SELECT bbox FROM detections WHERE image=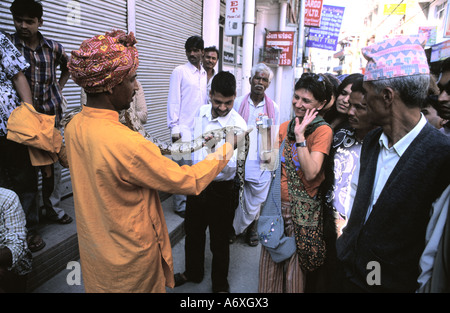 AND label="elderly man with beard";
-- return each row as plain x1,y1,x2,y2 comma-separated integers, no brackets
232,63,280,246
